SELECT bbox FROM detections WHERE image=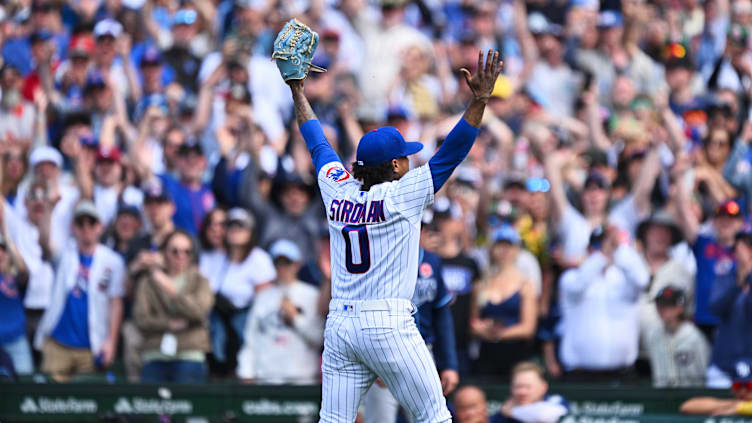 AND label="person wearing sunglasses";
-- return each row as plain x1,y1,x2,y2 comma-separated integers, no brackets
681,358,752,415
33,201,125,382
133,229,213,383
